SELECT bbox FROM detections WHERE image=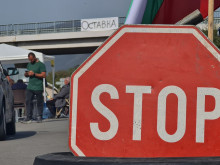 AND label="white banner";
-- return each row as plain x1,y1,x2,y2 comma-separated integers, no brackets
81,17,118,31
